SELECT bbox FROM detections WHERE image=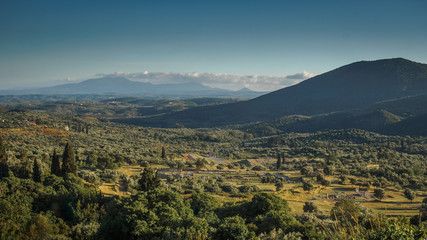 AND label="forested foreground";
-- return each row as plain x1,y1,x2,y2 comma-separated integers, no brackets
1,164,426,240
0,109,427,239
